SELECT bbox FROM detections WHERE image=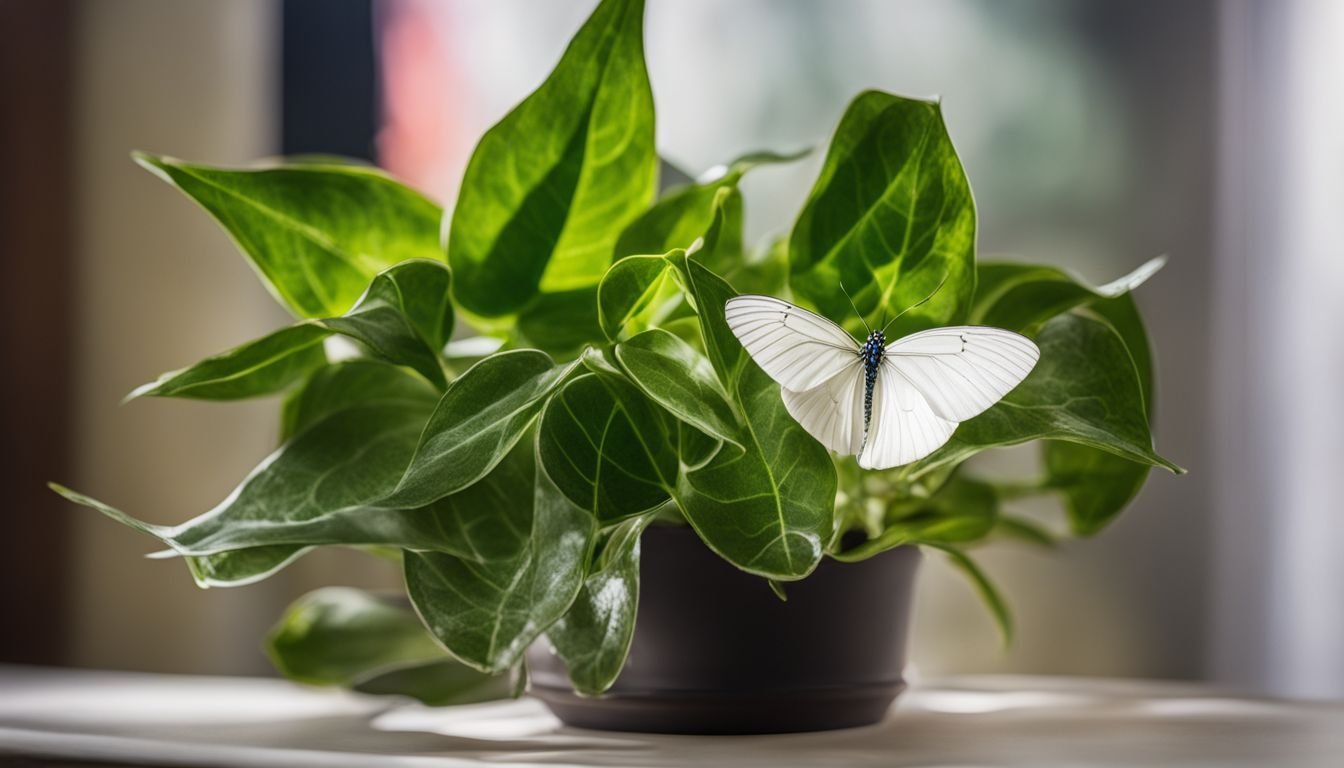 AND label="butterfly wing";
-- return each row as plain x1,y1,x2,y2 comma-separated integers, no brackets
858,360,957,469
884,326,1040,422
724,295,859,393
780,360,867,455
